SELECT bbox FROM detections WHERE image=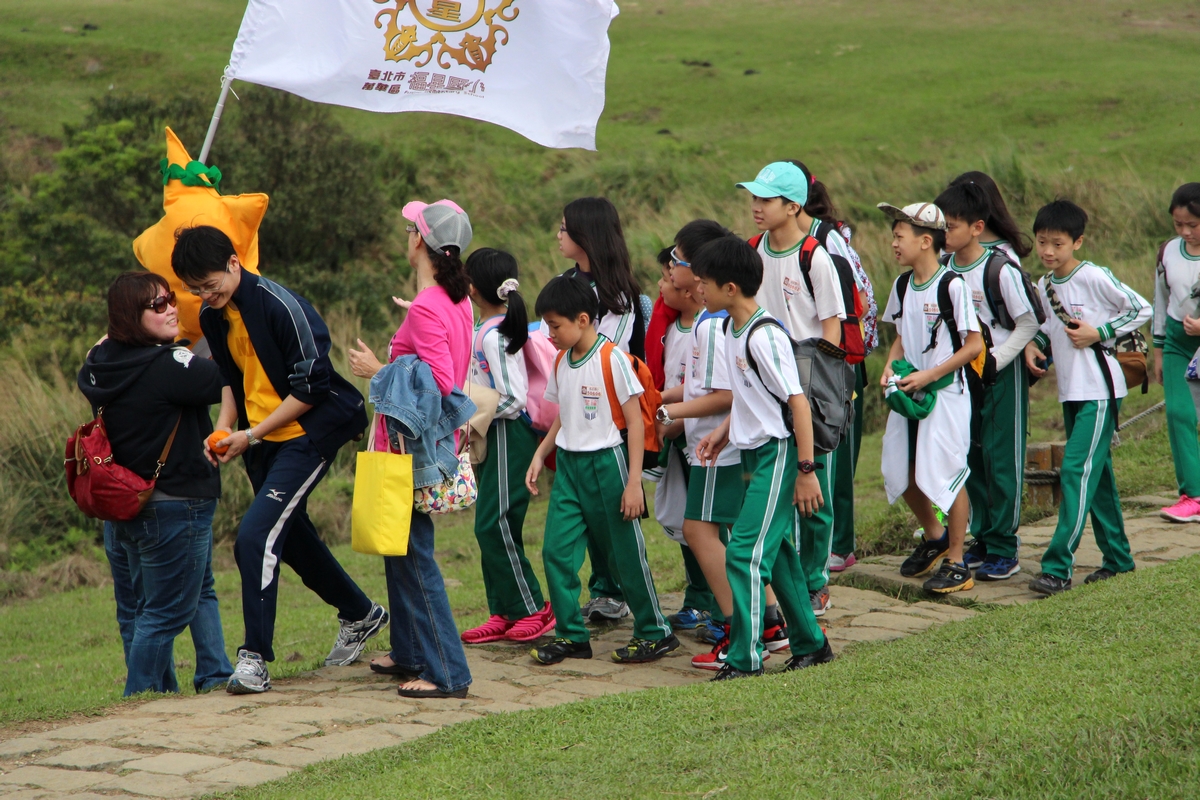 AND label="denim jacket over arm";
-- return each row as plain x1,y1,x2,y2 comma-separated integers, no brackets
370,355,476,488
